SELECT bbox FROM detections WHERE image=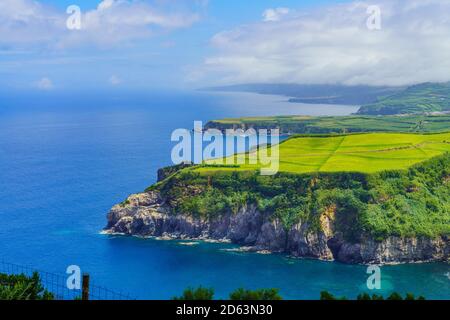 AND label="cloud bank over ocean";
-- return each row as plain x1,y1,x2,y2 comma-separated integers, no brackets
2,0,450,89
201,0,450,86
0,0,202,49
